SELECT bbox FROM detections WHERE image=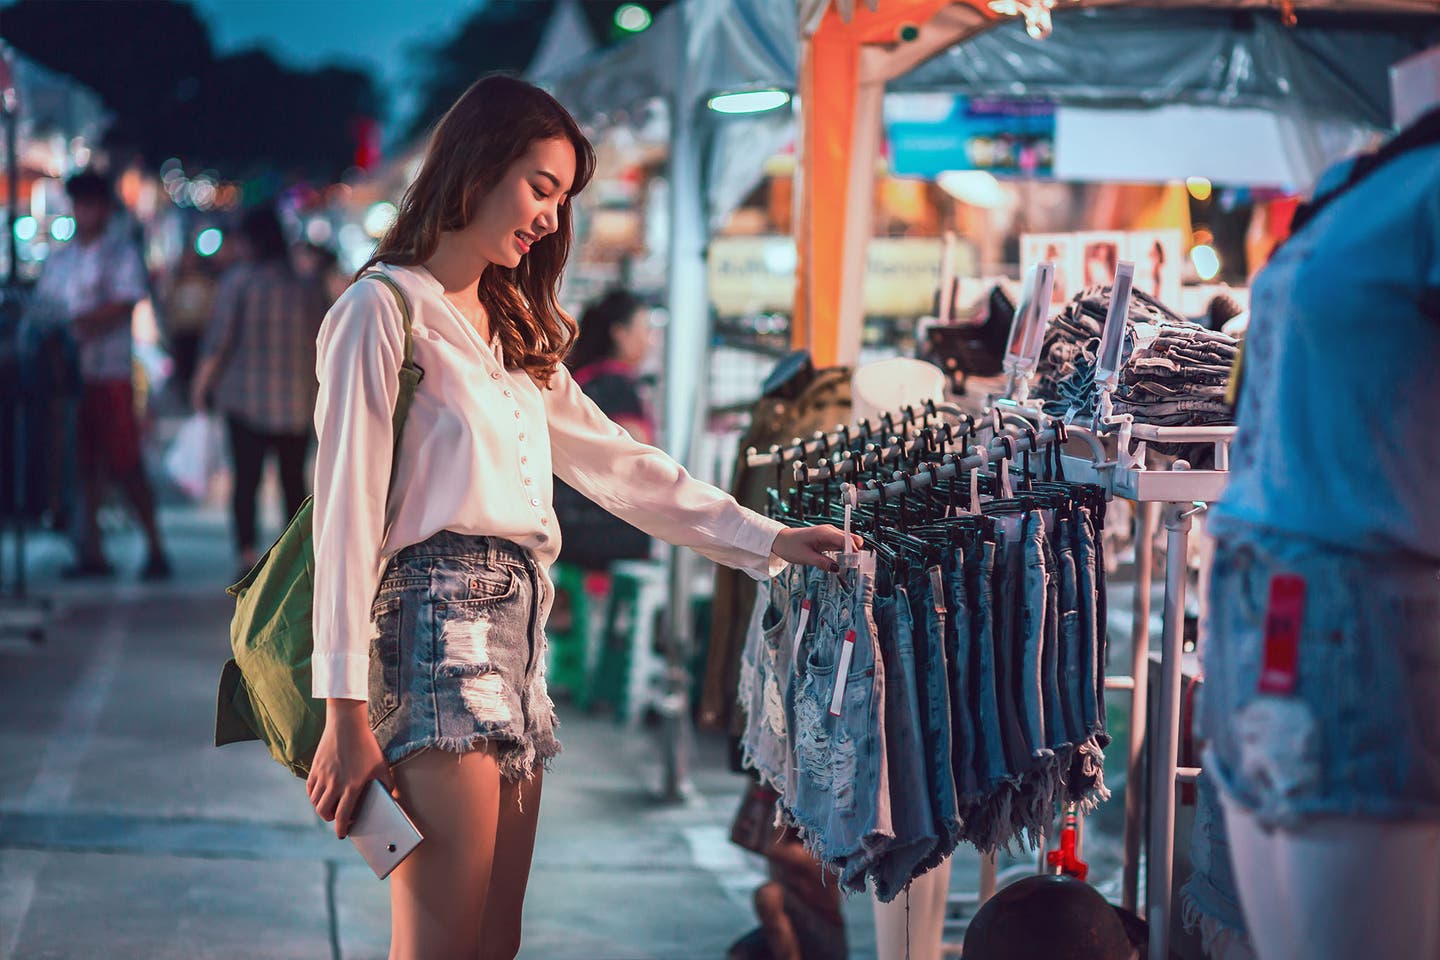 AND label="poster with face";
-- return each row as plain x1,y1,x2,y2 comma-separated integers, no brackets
1019,233,1080,308
1074,232,1128,292
1124,229,1184,312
